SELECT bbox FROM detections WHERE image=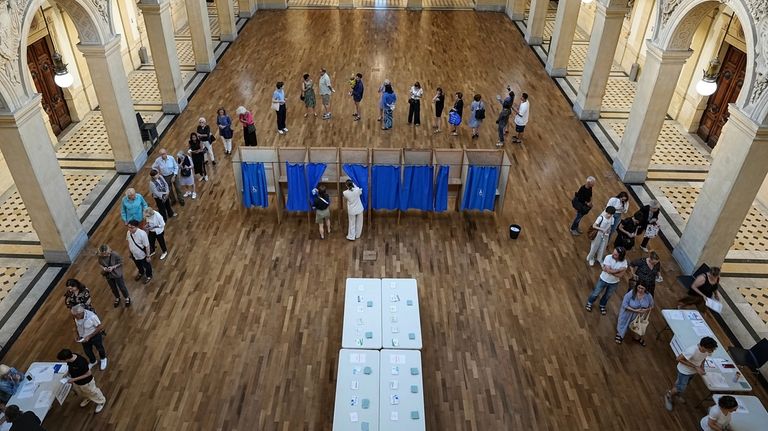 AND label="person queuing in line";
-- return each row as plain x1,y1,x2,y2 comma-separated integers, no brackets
432,87,445,133
126,220,152,284
511,92,529,144
272,81,288,134
614,213,640,251
236,106,258,147
570,176,595,235
152,149,185,207
615,283,654,346
144,207,168,260
64,278,94,311
120,188,148,226
301,73,317,118
2,405,45,431
585,246,627,315
318,67,335,120
449,92,464,136
634,200,661,252
343,180,364,241
678,266,721,311
495,99,512,147
0,365,23,406
496,86,515,137
97,244,131,308
56,348,107,414
196,117,215,166
700,395,738,431
606,191,629,239
149,169,175,222
177,150,197,199
188,132,208,182
664,336,718,411
71,304,107,371
216,108,234,156
312,185,331,239
377,79,391,122
586,206,616,267
468,94,485,139
381,83,397,130
628,250,662,296
350,73,364,121
407,81,423,126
